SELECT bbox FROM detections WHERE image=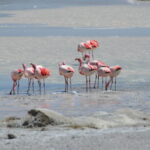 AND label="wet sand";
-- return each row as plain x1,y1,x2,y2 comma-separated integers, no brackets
0,0,150,149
